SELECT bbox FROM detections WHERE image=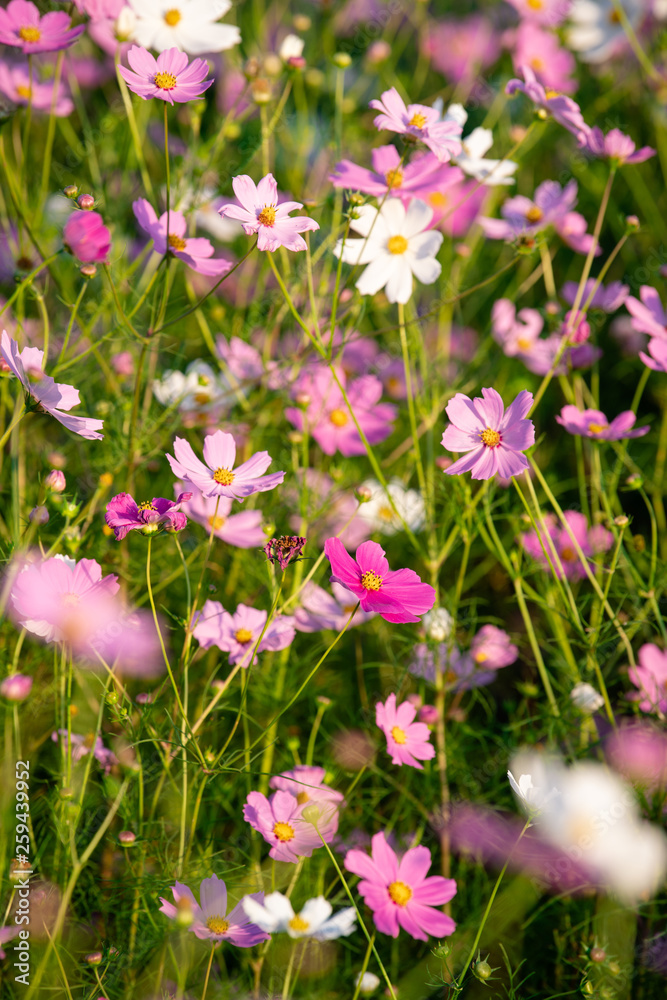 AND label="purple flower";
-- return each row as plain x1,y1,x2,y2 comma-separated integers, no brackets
0,61,73,115
581,126,655,165
243,789,337,863
505,65,589,143
52,730,118,774
480,180,599,255
218,173,319,252
0,0,84,53
159,874,269,946
639,337,667,373
133,199,232,277
264,535,306,570
118,45,213,104
192,601,296,667
492,298,544,356
294,581,375,632
166,430,284,500
1,330,104,440
556,405,649,441
174,482,265,547
626,286,667,340
561,279,628,313
441,387,535,480
105,491,192,540
369,87,462,163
